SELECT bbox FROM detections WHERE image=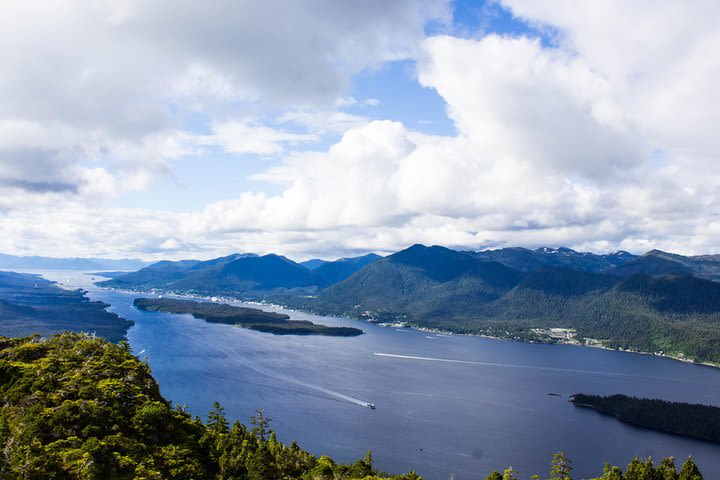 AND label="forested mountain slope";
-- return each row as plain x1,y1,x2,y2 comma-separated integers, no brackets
0,271,132,342
0,333,418,480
